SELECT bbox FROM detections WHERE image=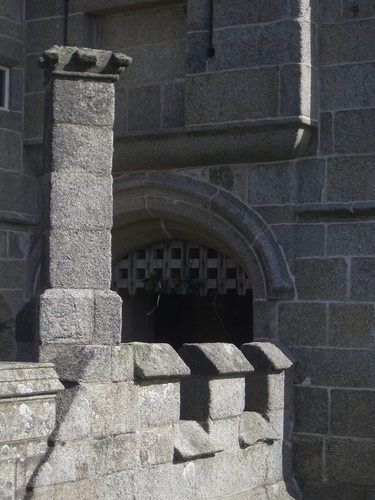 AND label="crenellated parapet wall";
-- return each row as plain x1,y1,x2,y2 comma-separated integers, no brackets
12,341,296,499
